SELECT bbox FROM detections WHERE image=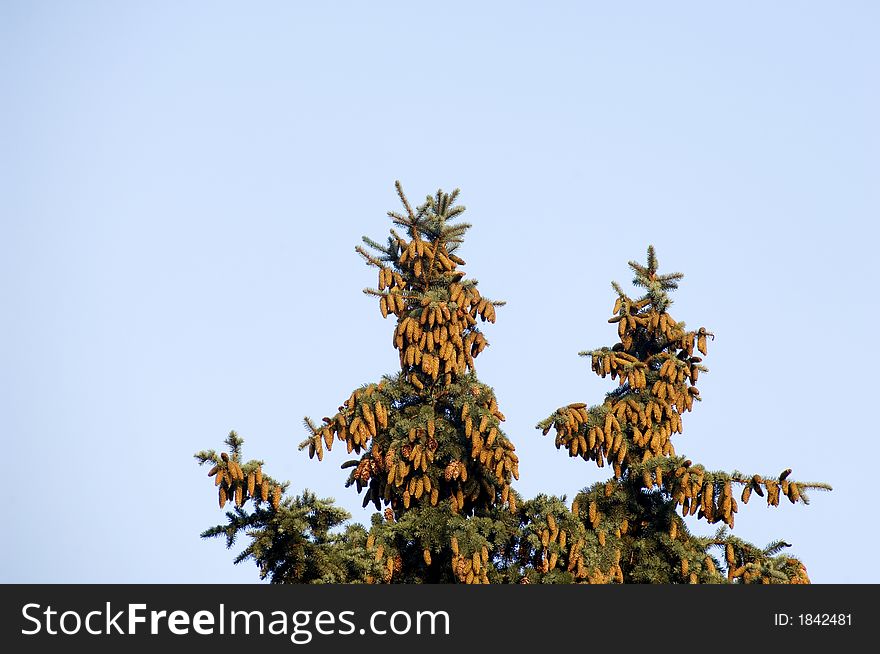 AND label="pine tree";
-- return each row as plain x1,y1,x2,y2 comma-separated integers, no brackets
196,183,523,583
536,246,831,583
295,181,524,583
